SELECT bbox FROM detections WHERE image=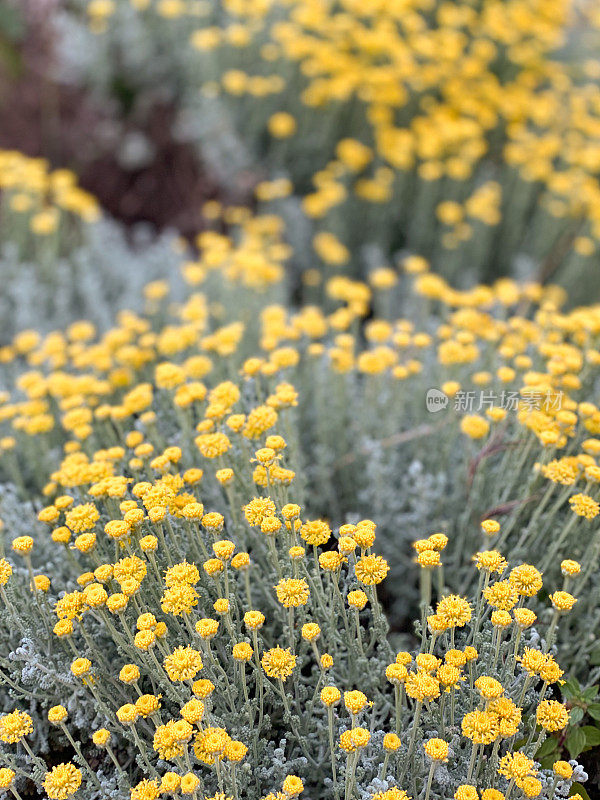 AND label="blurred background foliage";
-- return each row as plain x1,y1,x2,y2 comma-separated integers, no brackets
2,0,600,312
